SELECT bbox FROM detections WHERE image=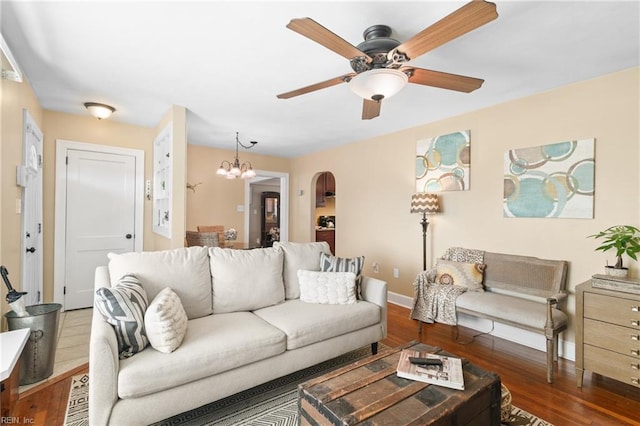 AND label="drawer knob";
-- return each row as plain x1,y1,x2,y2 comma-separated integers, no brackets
633,335,640,341
632,378,639,385
632,306,639,312
632,349,640,356
632,363,640,370
632,320,640,327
